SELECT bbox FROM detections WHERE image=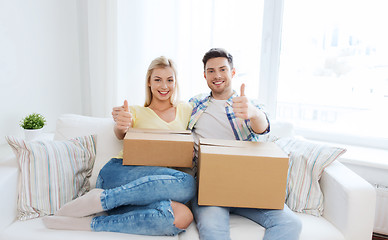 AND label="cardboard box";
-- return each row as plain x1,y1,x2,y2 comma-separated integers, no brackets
123,128,194,167
198,138,289,209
